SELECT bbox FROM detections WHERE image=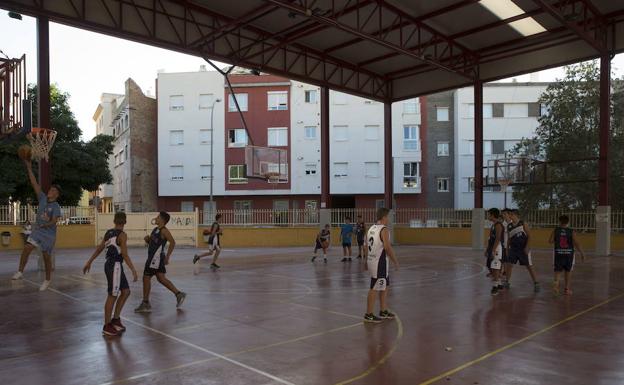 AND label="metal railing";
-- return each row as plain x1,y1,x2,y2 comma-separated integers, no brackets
0,205,96,225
